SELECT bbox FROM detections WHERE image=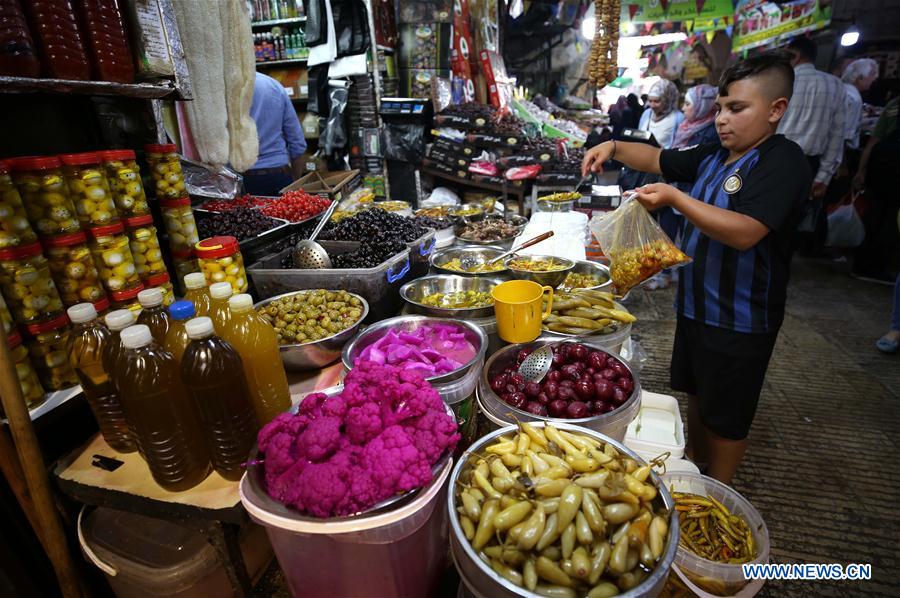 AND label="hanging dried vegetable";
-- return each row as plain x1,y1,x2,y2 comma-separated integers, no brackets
587,0,621,88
